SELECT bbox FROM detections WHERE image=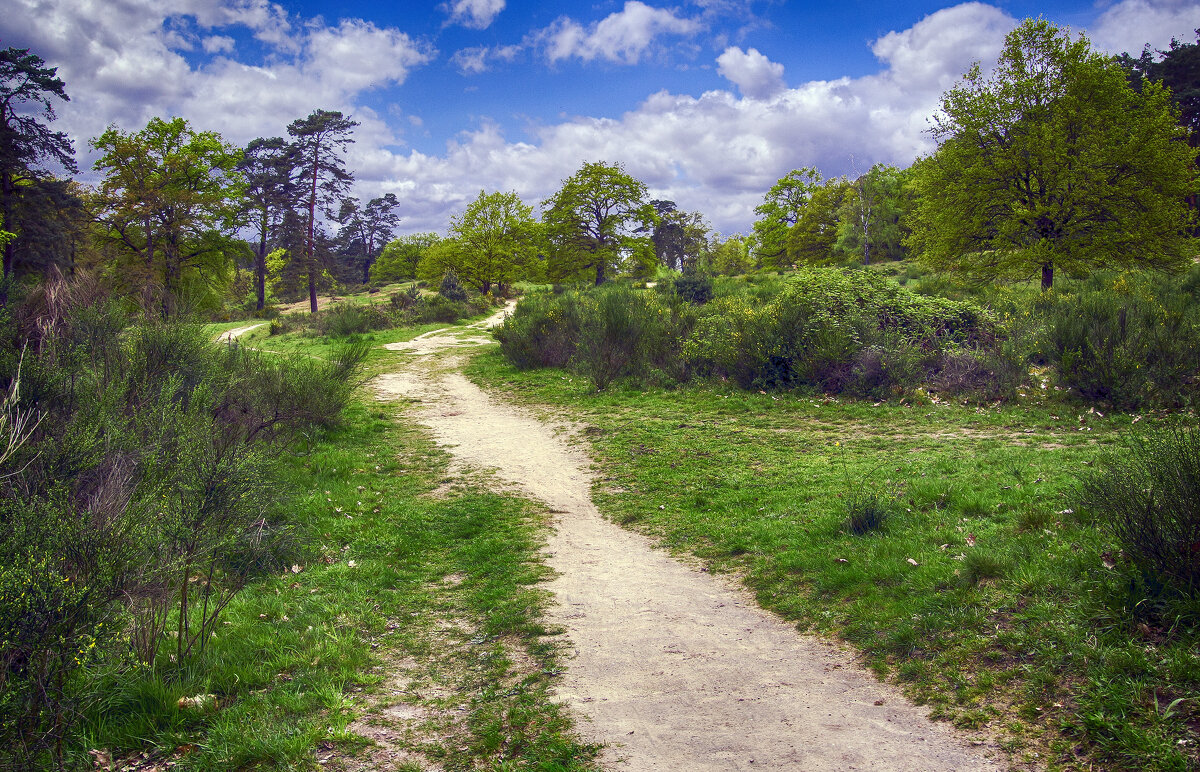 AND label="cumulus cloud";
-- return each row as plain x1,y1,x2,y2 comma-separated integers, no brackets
0,0,434,171
202,35,236,54
441,0,506,30
536,1,702,64
716,46,785,99
1088,0,1200,55
364,3,1020,235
